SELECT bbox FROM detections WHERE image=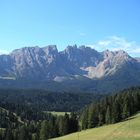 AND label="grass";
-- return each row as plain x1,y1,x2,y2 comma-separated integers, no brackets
45,111,70,116
52,113,140,140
